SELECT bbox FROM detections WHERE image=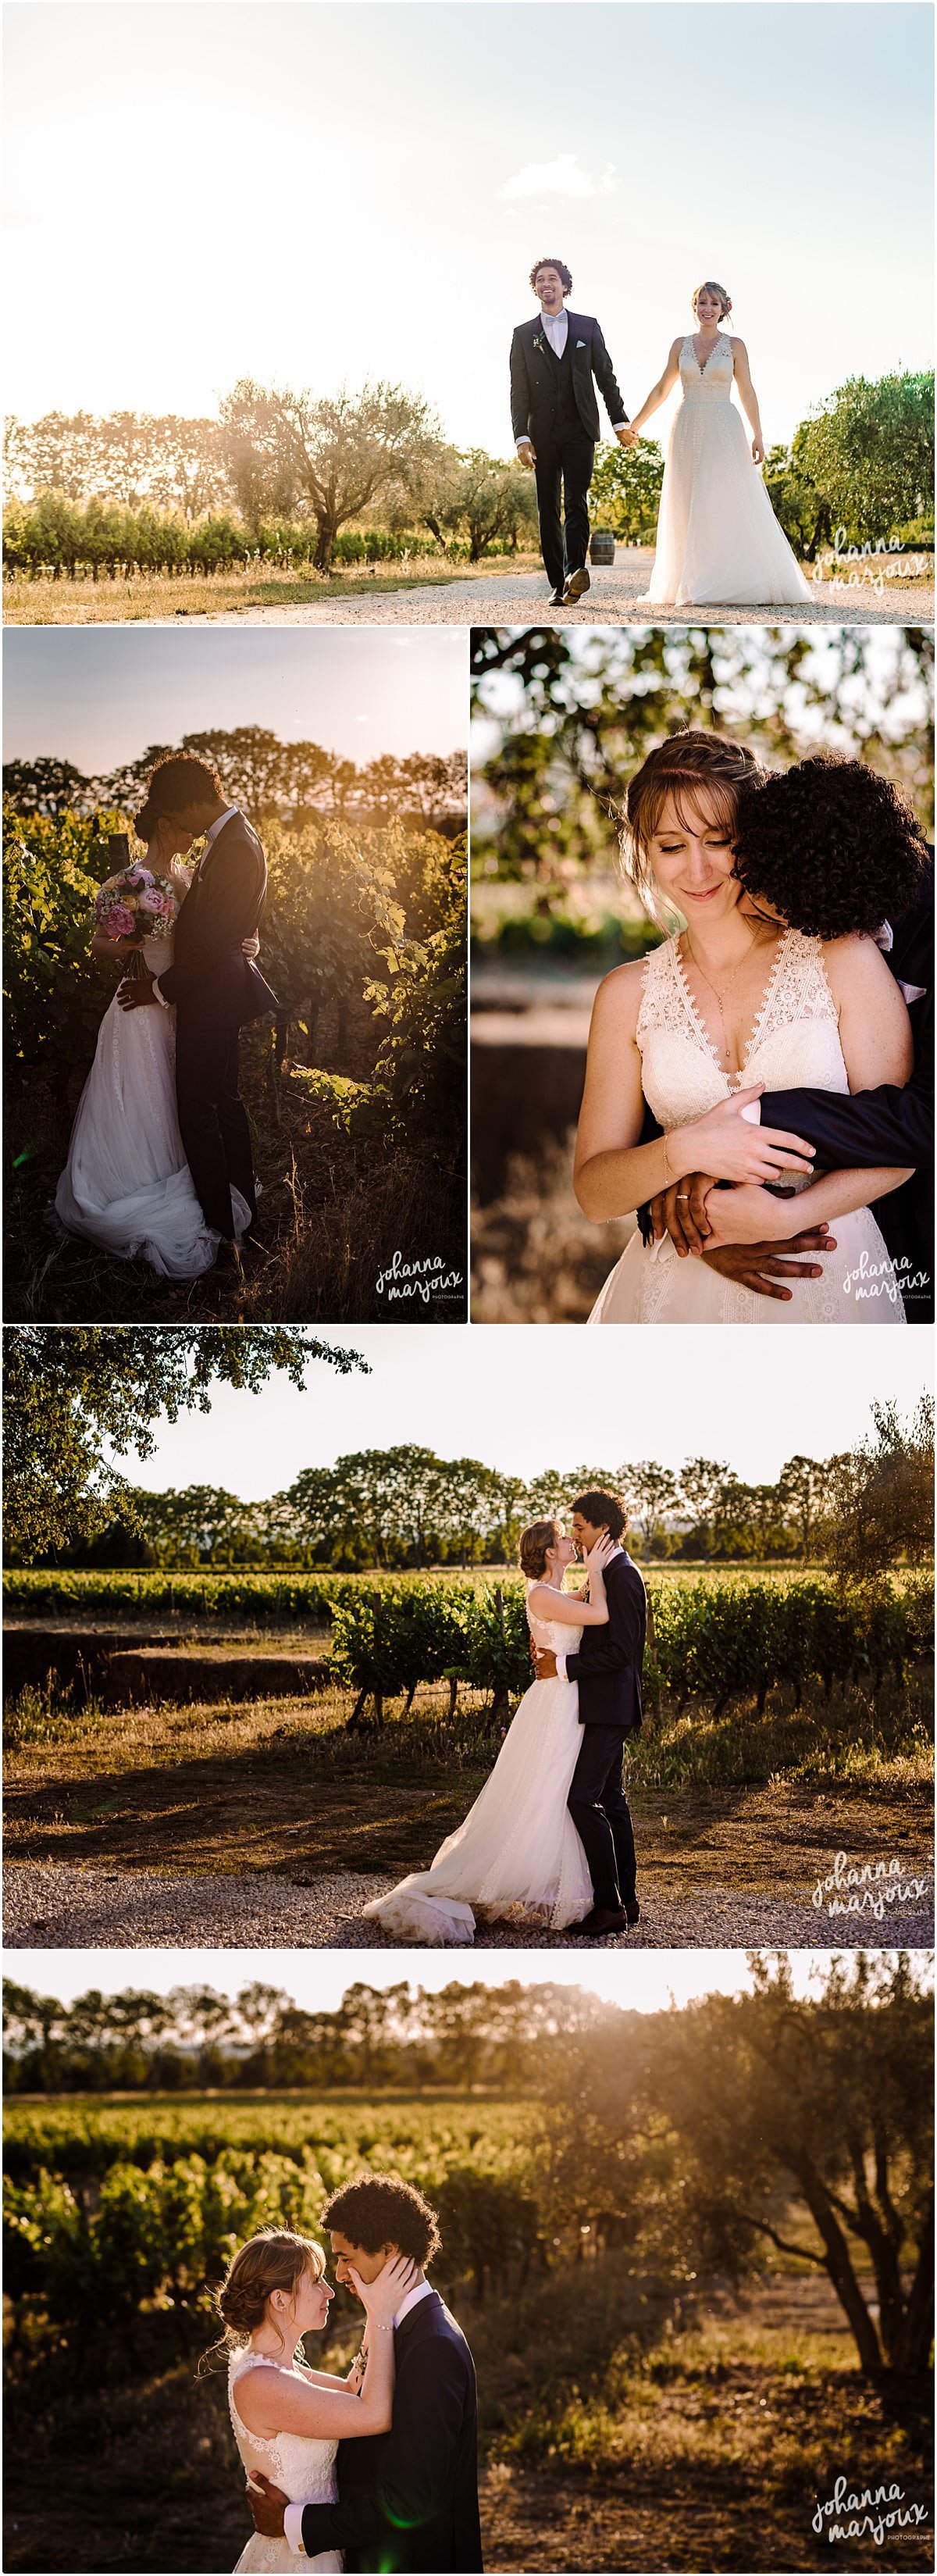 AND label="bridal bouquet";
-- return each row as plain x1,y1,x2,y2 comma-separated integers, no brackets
94,865,180,946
